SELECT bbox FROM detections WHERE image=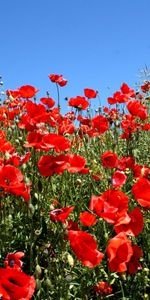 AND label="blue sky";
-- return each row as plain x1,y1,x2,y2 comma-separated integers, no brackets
1,0,150,112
